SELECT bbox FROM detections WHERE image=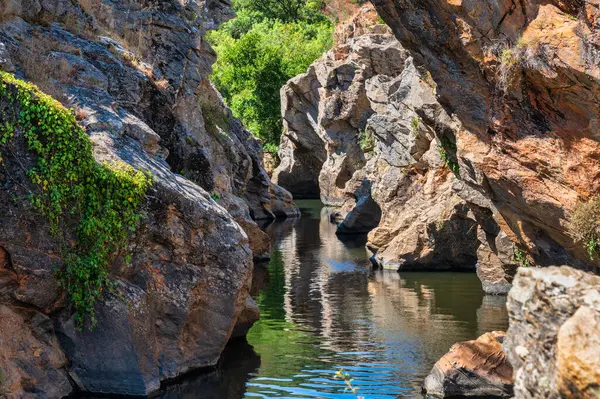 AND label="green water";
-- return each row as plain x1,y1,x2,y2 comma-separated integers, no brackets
159,200,508,398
